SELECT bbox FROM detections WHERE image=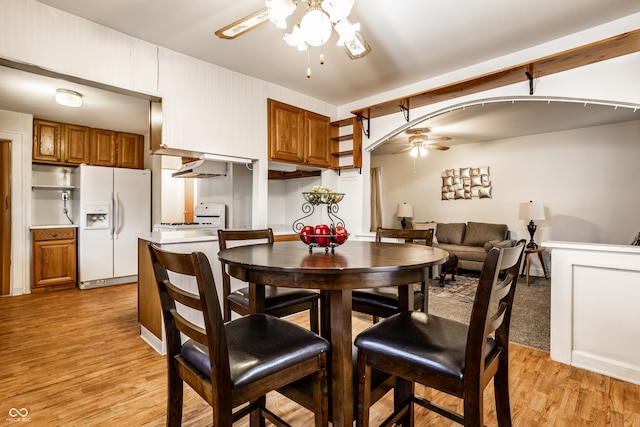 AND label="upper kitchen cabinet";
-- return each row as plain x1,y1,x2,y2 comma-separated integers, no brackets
62,124,90,165
33,119,63,163
33,120,144,169
268,99,331,168
90,128,117,167
116,132,144,169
